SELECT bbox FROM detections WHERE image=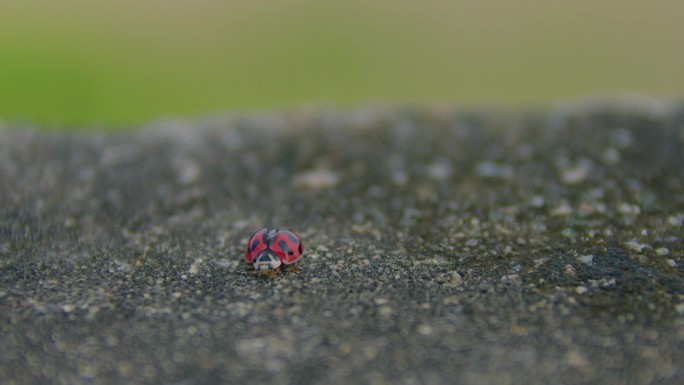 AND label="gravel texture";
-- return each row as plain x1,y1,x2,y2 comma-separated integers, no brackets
1,102,684,385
